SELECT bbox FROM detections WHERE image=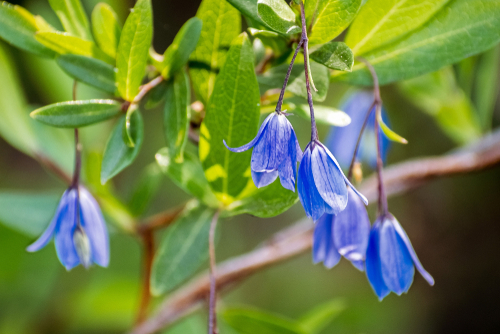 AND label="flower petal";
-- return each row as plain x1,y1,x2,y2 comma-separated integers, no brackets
54,188,80,270
223,113,275,153
365,222,390,300
26,190,71,252
251,113,284,172
379,217,414,295
79,187,110,268
313,214,340,269
351,260,364,272
278,122,297,192
310,143,348,215
251,170,278,188
333,188,370,262
392,217,435,286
